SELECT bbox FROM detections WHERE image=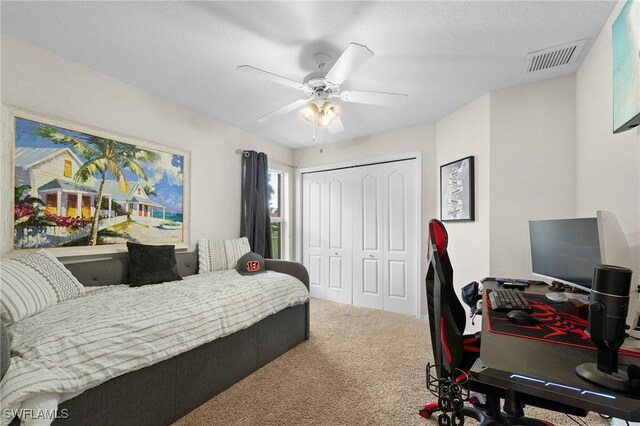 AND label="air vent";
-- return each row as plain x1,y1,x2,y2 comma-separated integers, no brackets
523,39,587,74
